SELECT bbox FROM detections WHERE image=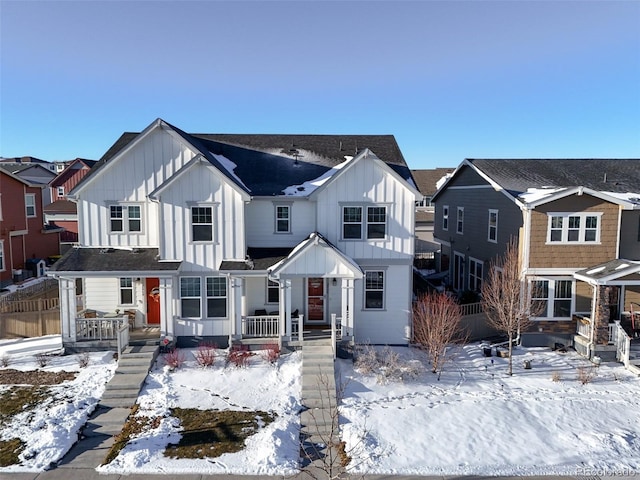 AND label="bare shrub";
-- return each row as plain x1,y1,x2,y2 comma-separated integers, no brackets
413,291,464,374
551,371,561,382
354,343,378,375
260,343,280,365
354,344,421,384
577,365,596,385
34,353,50,368
163,348,186,370
194,342,218,368
226,344,253,368
0,355,10,368
77,352,90,368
